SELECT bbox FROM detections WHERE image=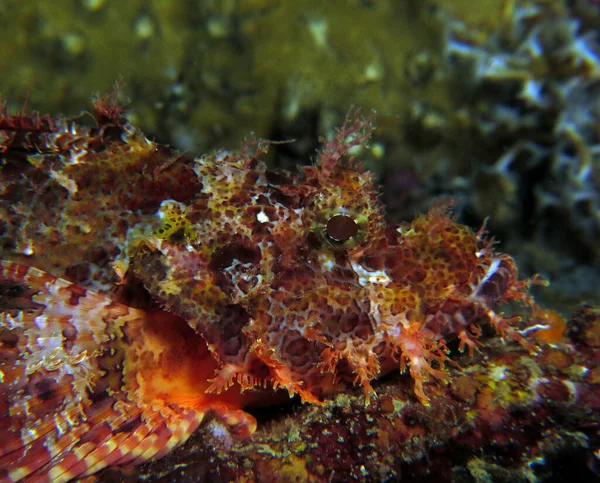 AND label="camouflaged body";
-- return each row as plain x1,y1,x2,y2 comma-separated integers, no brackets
0,97,539,481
